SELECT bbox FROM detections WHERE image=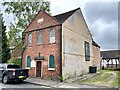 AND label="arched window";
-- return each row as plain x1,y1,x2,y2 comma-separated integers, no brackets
37,30,43,44
49,55,55,68
49,27,55,43
28,33,32,46
26,56,31,68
